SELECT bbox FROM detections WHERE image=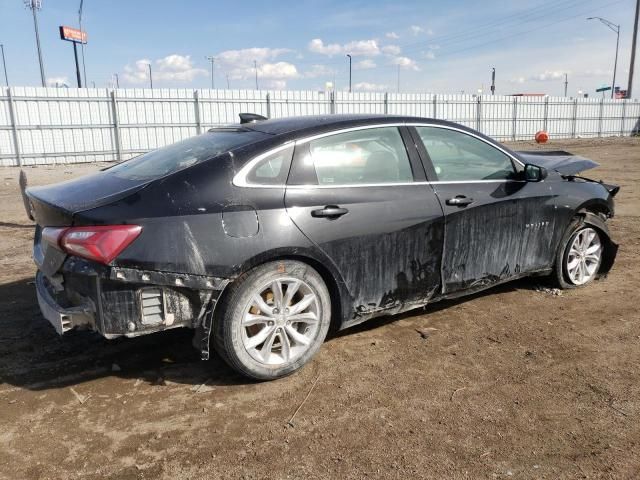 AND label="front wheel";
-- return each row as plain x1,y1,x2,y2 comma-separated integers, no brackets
214,260,331,380
554,222,604,289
